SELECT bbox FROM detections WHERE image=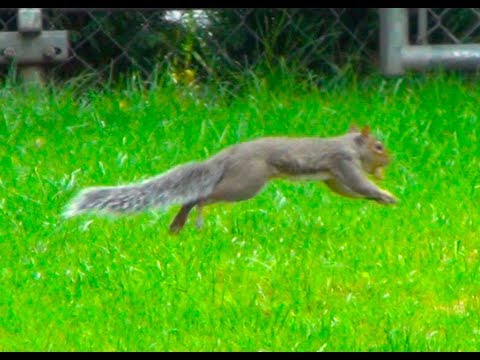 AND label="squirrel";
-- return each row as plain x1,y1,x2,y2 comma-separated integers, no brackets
63,125,398,233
